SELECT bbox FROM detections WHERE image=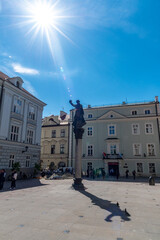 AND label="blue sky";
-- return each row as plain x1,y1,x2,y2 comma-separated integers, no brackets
0,0,160,116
